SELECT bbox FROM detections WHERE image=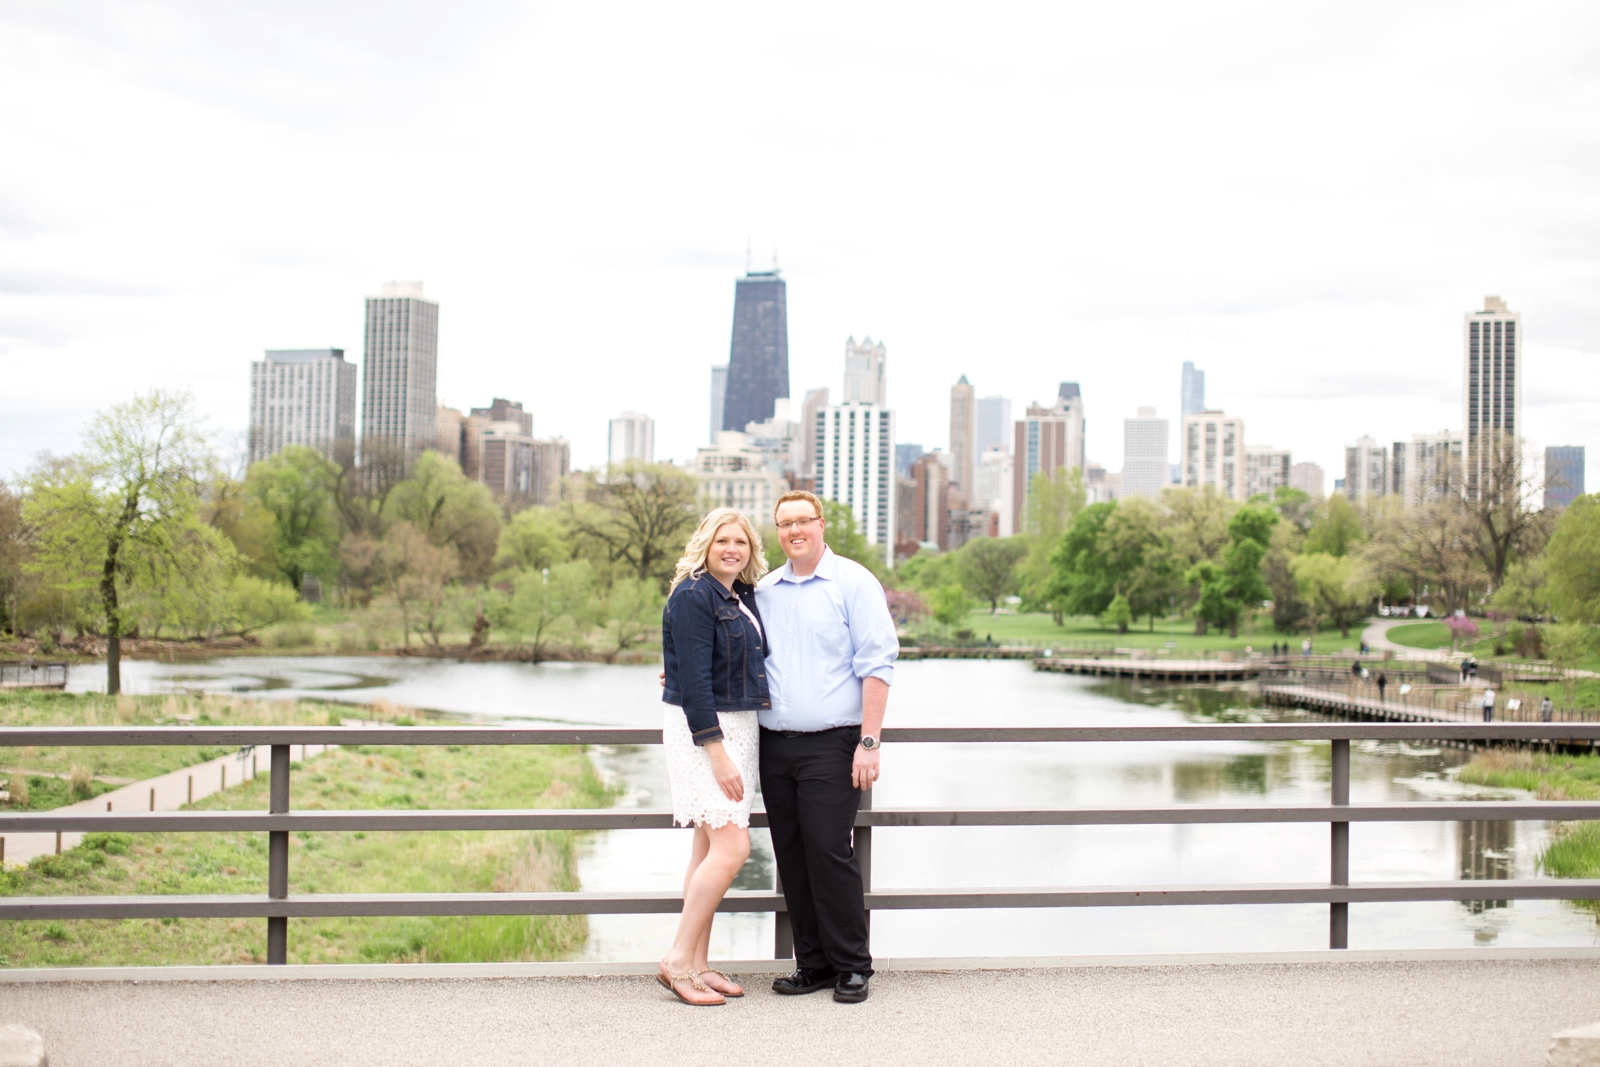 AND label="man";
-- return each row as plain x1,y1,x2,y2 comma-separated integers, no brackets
759,490,897,1004
1482,686,1495,723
